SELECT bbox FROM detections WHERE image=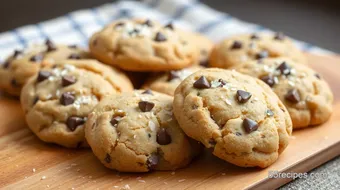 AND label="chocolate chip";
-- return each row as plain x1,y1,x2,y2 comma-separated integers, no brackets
147,153,158,170
236,90,252,103
12,50,22,58
285,89,300,103
167,71,179,81
110,116,122,127
129,28,140,35
45,39,57,52
104,154,111,163
148,133,152,138
199,60,209,67
37,71,51,82
2,61,10,69
11,79,20,87
157,128,171,145
243,118,258,133
266,109,274,117
236,132,242,136
68,54,81,60
30,53,44,62
193,76,210,89
274,32,285,41
230,40,242,50
260,75,275,87
209,138,216,146
143,19,153,27
33,96,39,105
164,22,174,30
114,22,125,28
315,73,321,79
154,32,167,42
142,89,153,95
138,101,155,112
62,76,76,87
255,51,268,60
218,79,227,86
66,116,85,131
276,61,291,75
60,92,75,106
250,34,260,40
68,44,78,49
